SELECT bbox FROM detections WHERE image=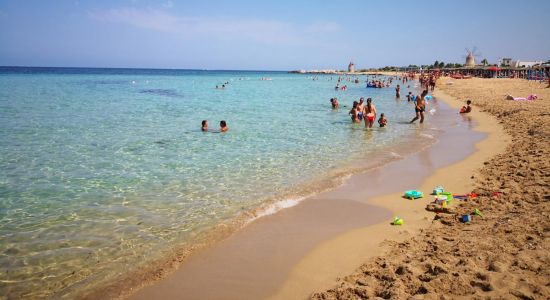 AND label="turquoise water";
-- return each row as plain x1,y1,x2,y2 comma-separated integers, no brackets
0,68,436,298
